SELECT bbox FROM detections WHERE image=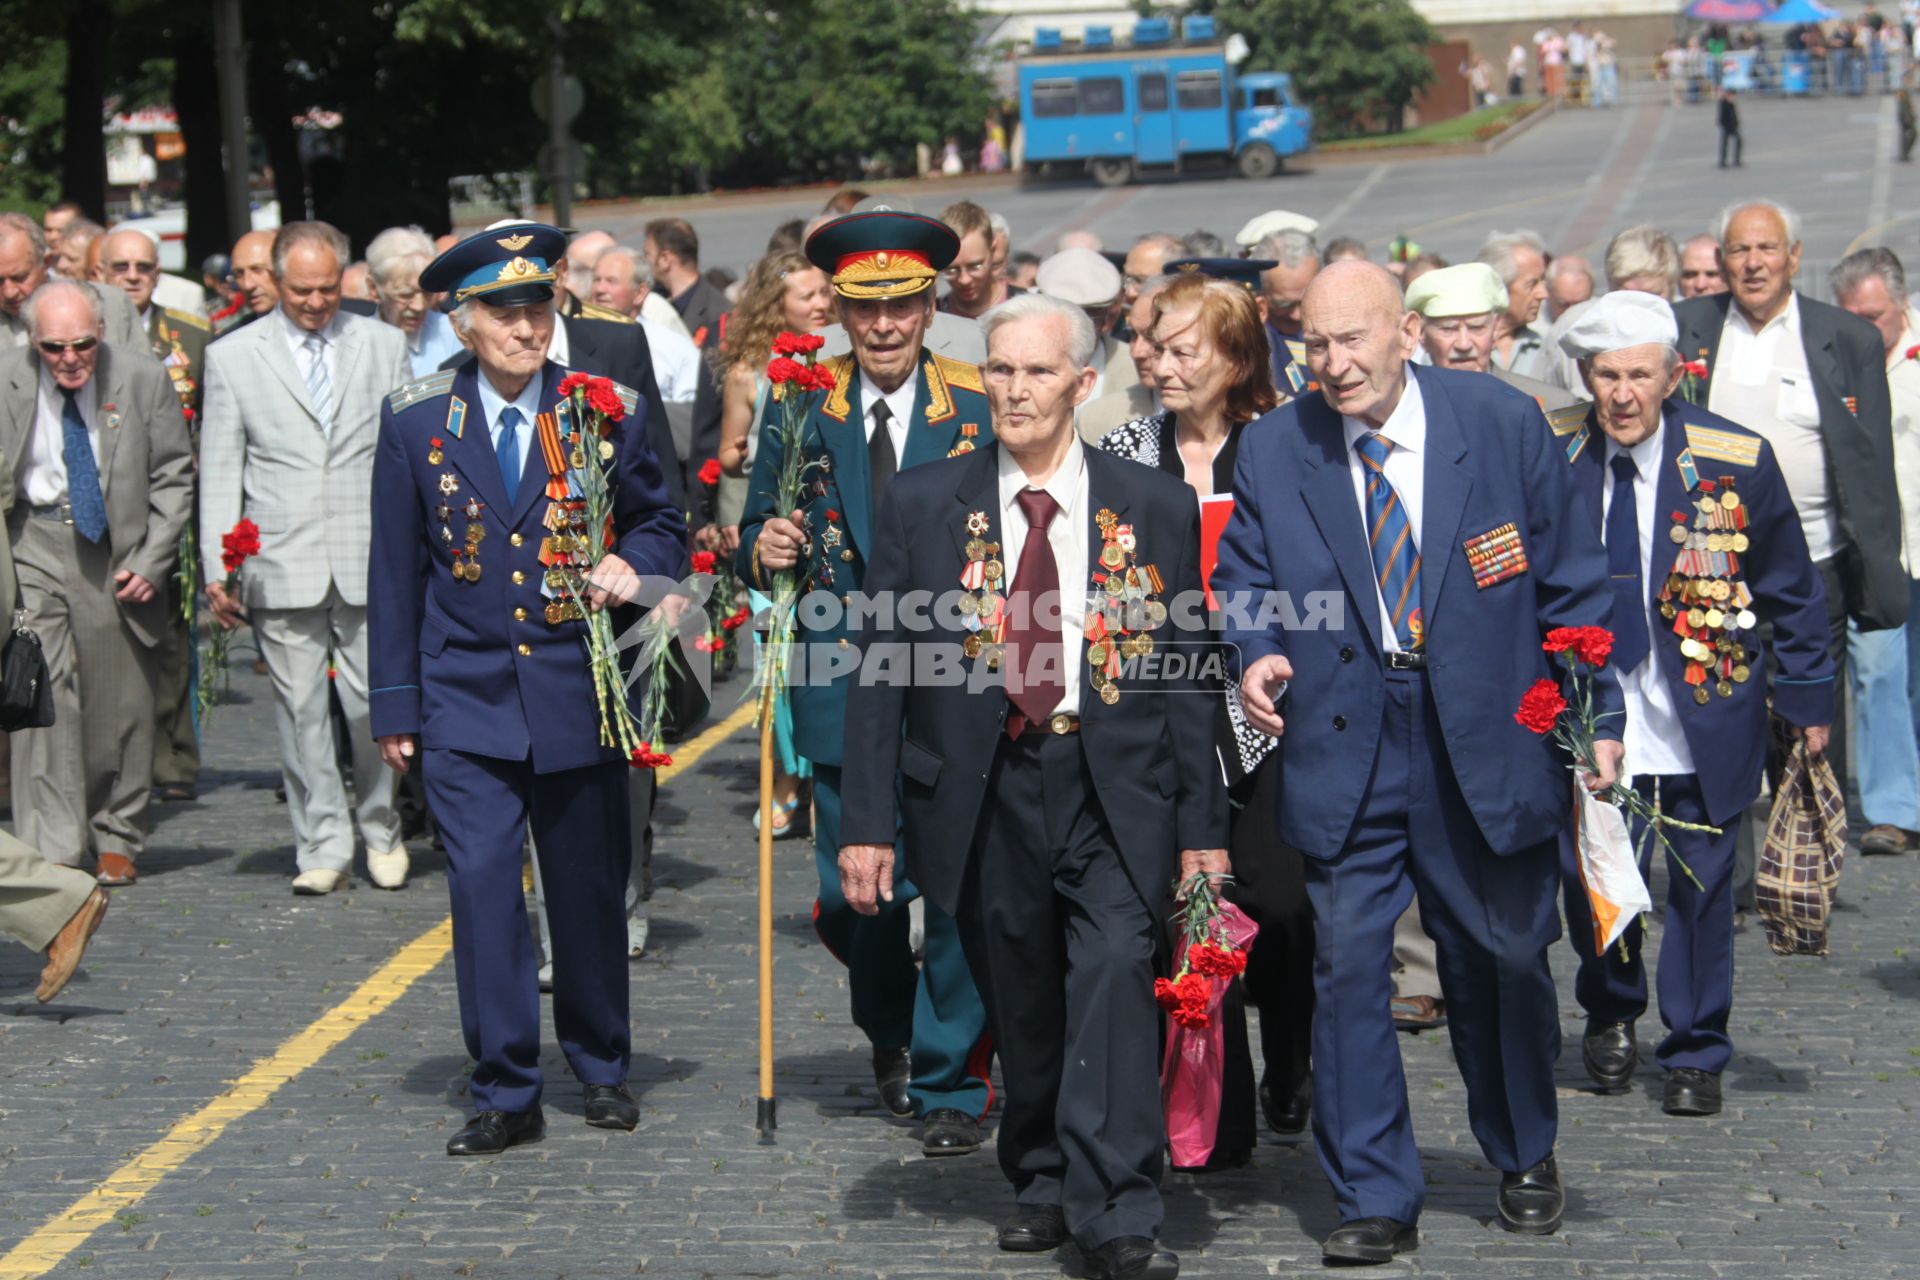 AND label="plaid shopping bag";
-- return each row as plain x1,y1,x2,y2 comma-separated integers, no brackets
1755,741,1847,956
